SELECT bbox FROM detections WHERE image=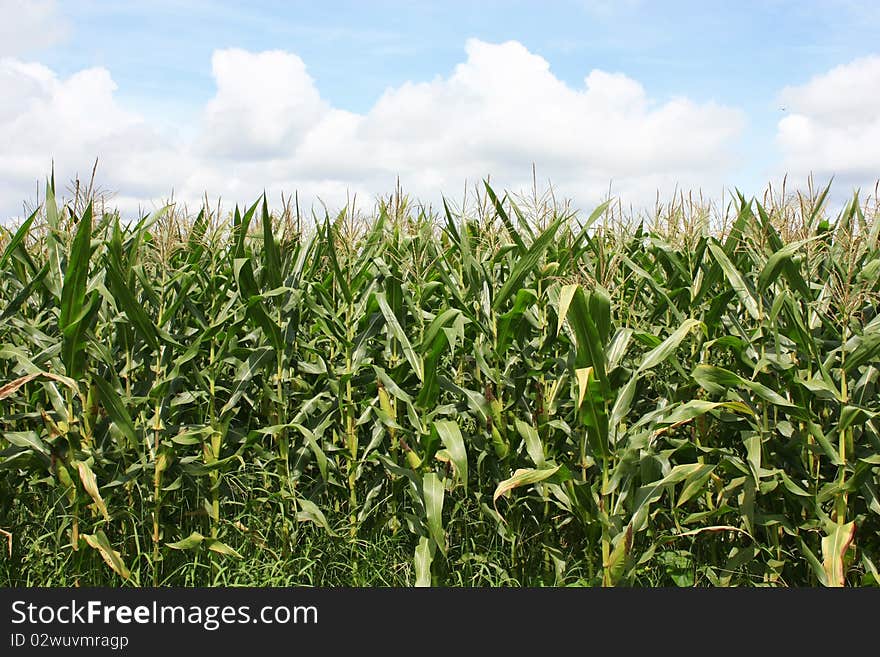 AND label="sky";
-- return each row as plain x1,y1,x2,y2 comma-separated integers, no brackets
2,0,880,220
